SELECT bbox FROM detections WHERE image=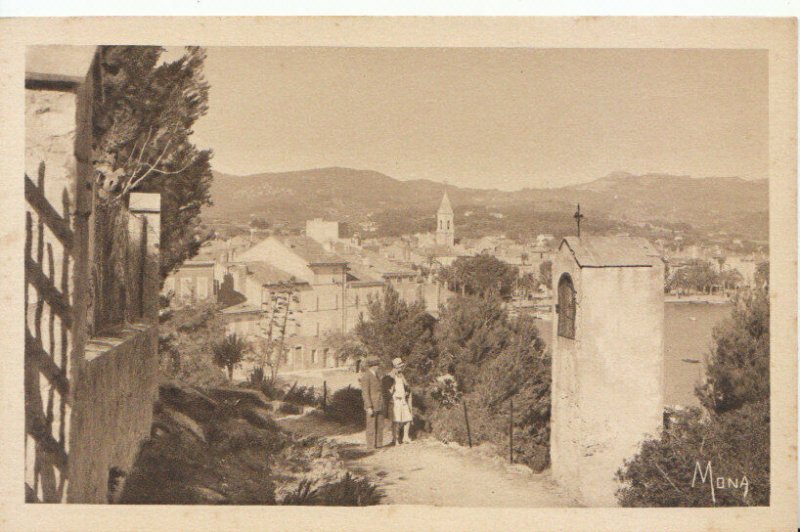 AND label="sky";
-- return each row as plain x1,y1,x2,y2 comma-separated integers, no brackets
187,47,768,190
